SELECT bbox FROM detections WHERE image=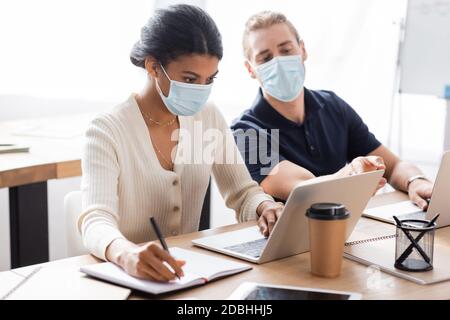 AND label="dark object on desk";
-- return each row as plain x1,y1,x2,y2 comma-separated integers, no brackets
396,214,439,265
227,282,360,300
245,286,350,300
0,144,30,154
393,216,436,272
